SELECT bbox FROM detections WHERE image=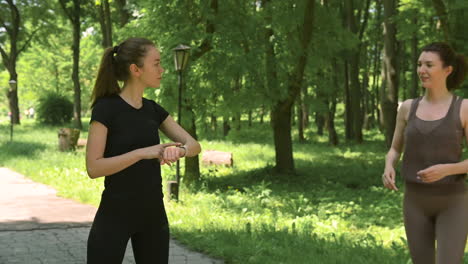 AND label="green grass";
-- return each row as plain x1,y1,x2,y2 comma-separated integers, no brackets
0,119,467,263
